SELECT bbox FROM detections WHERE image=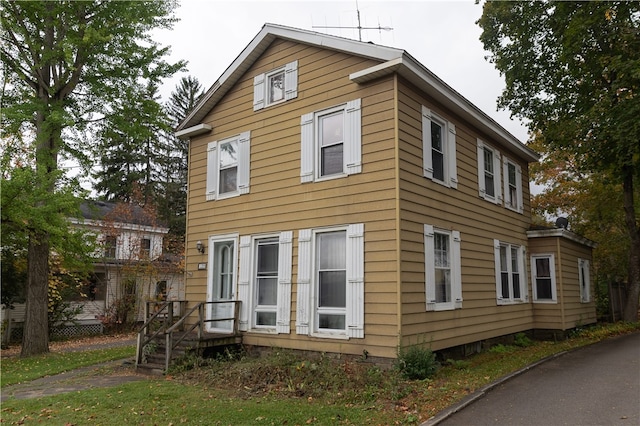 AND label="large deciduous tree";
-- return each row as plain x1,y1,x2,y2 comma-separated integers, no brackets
0,1,185,356
478,1,640,321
